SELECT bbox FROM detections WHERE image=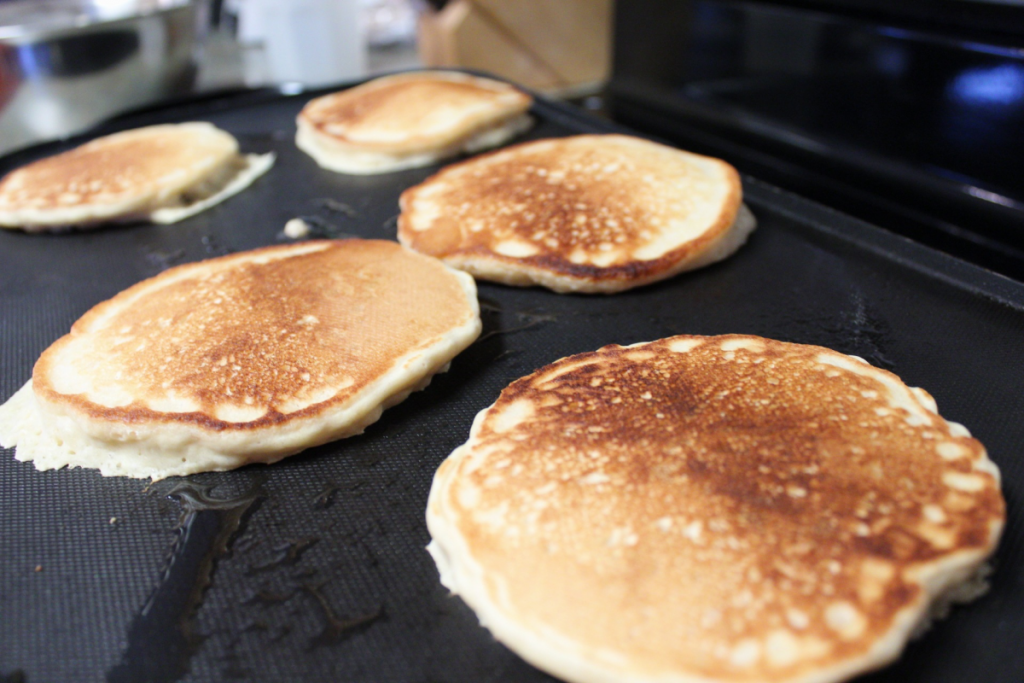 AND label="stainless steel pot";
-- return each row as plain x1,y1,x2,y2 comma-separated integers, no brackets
0,0,199,155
